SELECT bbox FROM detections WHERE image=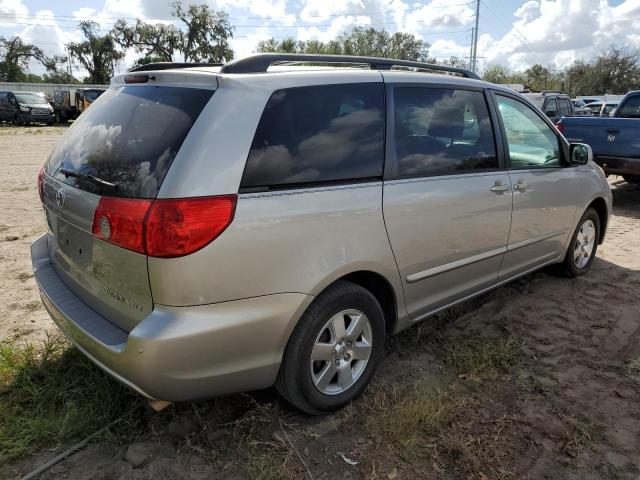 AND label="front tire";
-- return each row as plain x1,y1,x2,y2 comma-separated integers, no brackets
560,207,600,277
276,280,385,414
